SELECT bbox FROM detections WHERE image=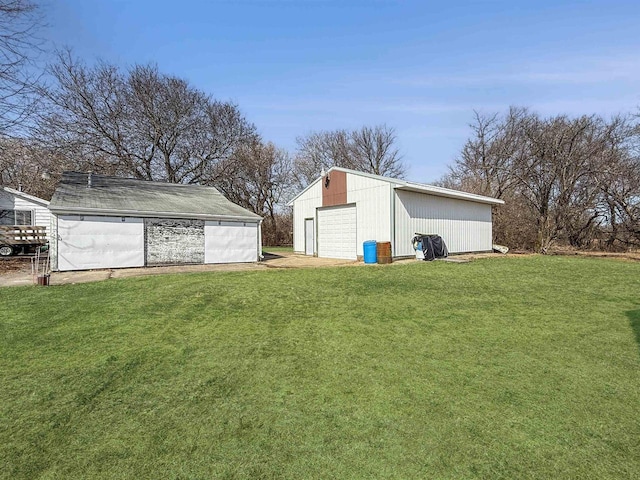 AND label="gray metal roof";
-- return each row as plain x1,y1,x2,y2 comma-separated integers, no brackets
49,172,261,221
